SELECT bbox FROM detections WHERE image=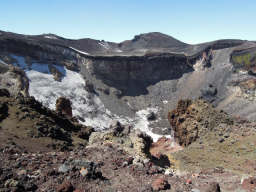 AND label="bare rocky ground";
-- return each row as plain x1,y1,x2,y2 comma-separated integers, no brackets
1,89,256,192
